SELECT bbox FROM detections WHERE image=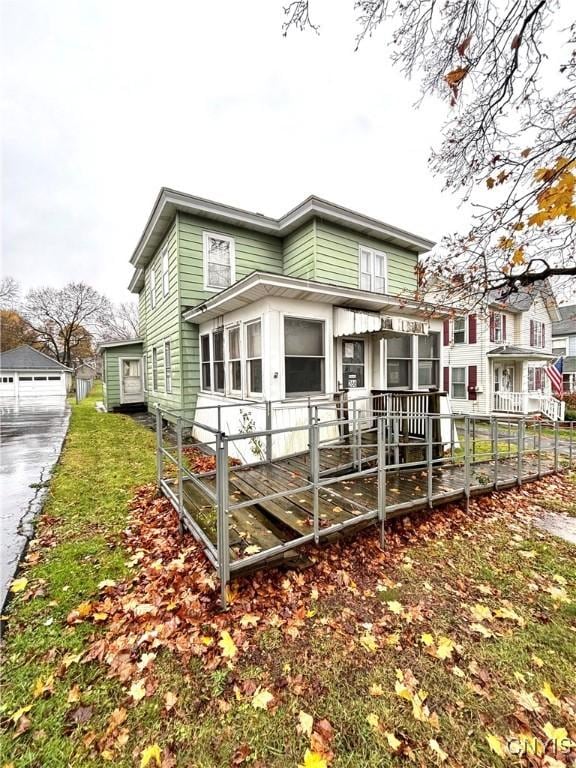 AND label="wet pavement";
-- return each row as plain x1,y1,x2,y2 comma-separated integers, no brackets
534,512,576,545
0,401,70,609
